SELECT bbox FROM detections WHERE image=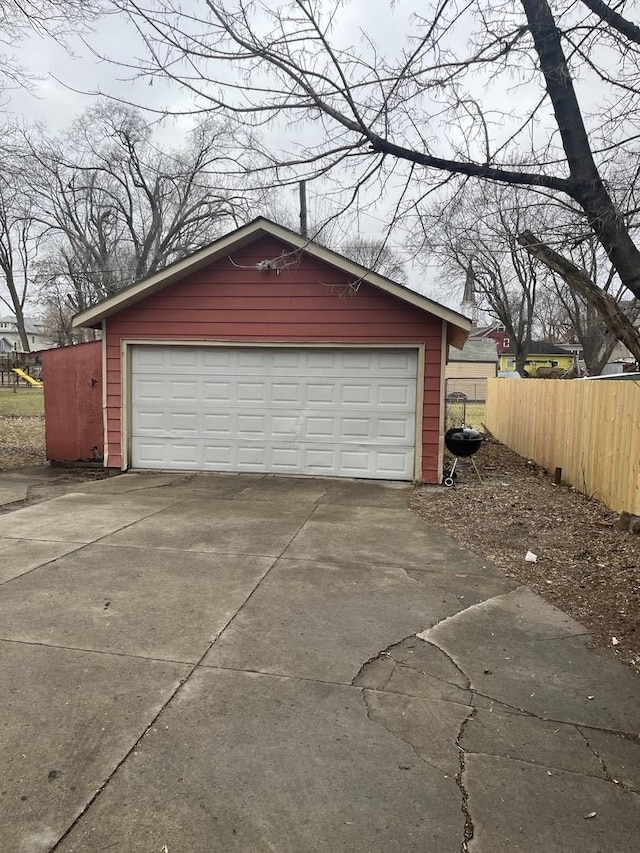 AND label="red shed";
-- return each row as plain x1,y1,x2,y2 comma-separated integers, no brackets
41,341,103,463
72,218,470,482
